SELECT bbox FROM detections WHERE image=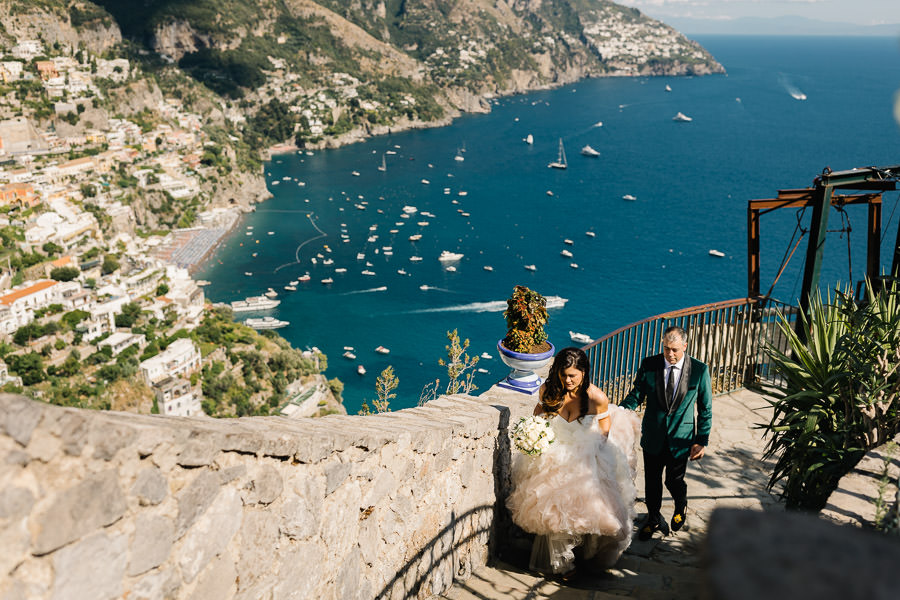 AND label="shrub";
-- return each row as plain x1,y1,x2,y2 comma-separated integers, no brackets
502,285,549,353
